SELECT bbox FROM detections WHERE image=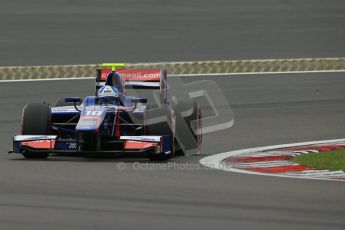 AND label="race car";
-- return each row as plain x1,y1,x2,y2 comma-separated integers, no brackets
10,64,202,161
